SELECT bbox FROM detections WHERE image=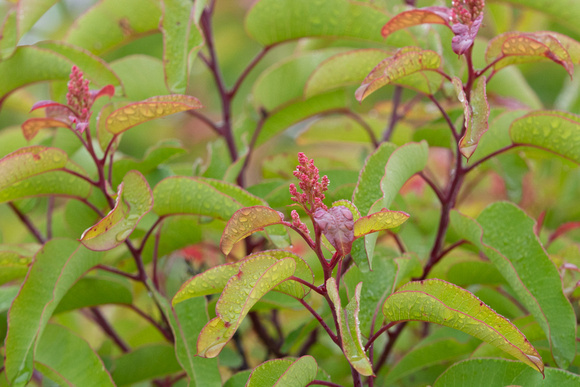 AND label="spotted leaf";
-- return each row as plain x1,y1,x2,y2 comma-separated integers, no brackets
353,209,409,239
